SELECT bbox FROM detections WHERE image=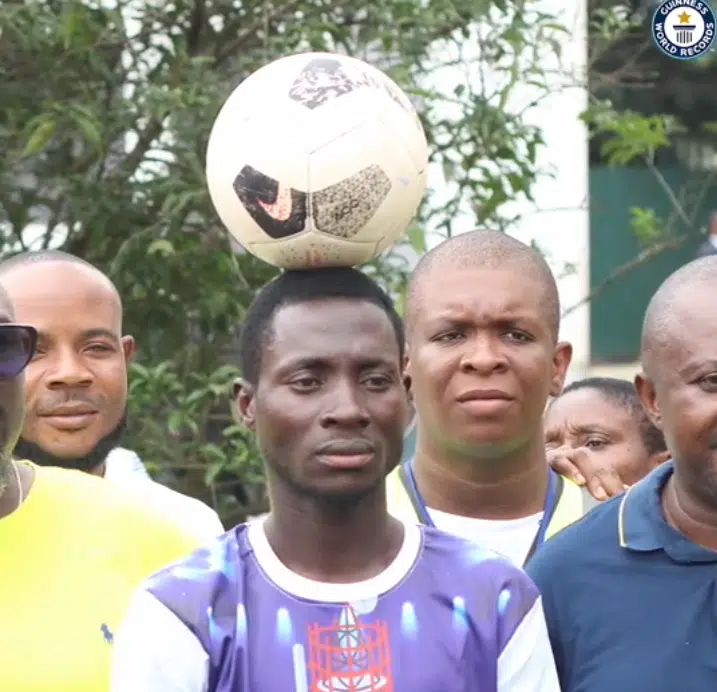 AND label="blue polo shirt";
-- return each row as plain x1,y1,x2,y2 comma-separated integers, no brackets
526,461,717,692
